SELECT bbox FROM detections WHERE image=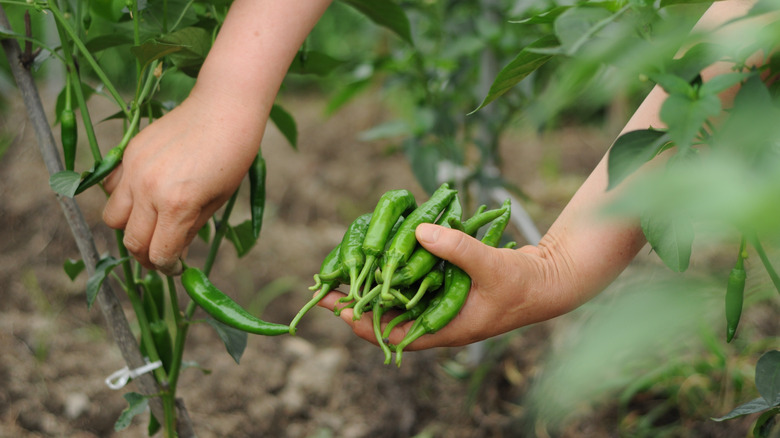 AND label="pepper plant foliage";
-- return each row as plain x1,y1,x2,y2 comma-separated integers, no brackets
462,0,780,432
